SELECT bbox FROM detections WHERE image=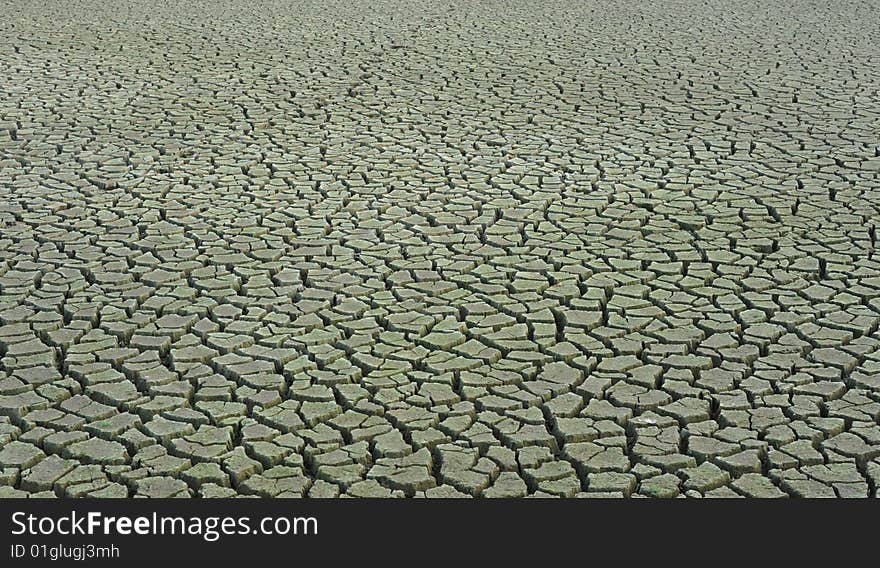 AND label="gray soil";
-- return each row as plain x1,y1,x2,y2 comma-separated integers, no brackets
1,1,879,498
